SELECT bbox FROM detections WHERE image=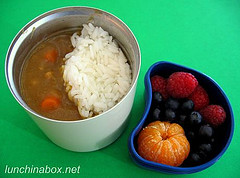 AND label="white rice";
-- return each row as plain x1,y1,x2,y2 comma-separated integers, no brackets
63,23,132,118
